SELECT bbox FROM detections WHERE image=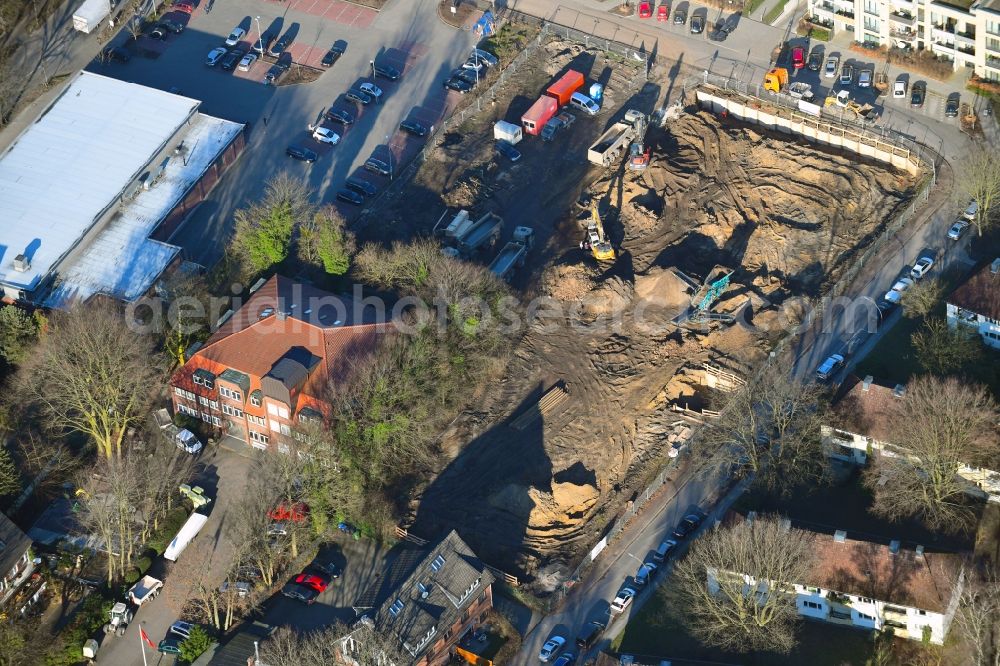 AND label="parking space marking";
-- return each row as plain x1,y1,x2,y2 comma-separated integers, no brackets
285,43,327,69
